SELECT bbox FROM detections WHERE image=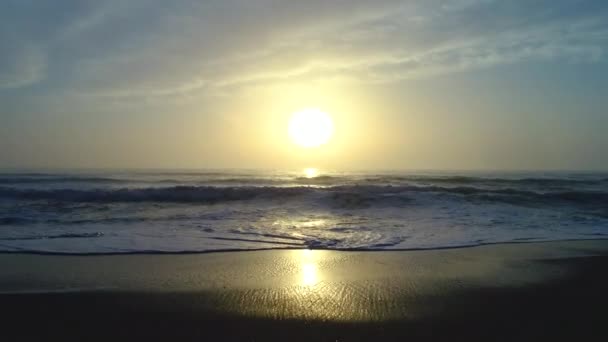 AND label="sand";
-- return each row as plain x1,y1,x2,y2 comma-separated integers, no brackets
2,240,608,341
